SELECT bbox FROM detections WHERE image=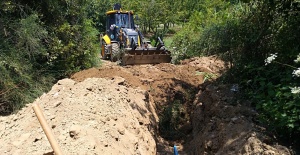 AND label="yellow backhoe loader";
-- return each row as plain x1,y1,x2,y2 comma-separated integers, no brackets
100,3,172,65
